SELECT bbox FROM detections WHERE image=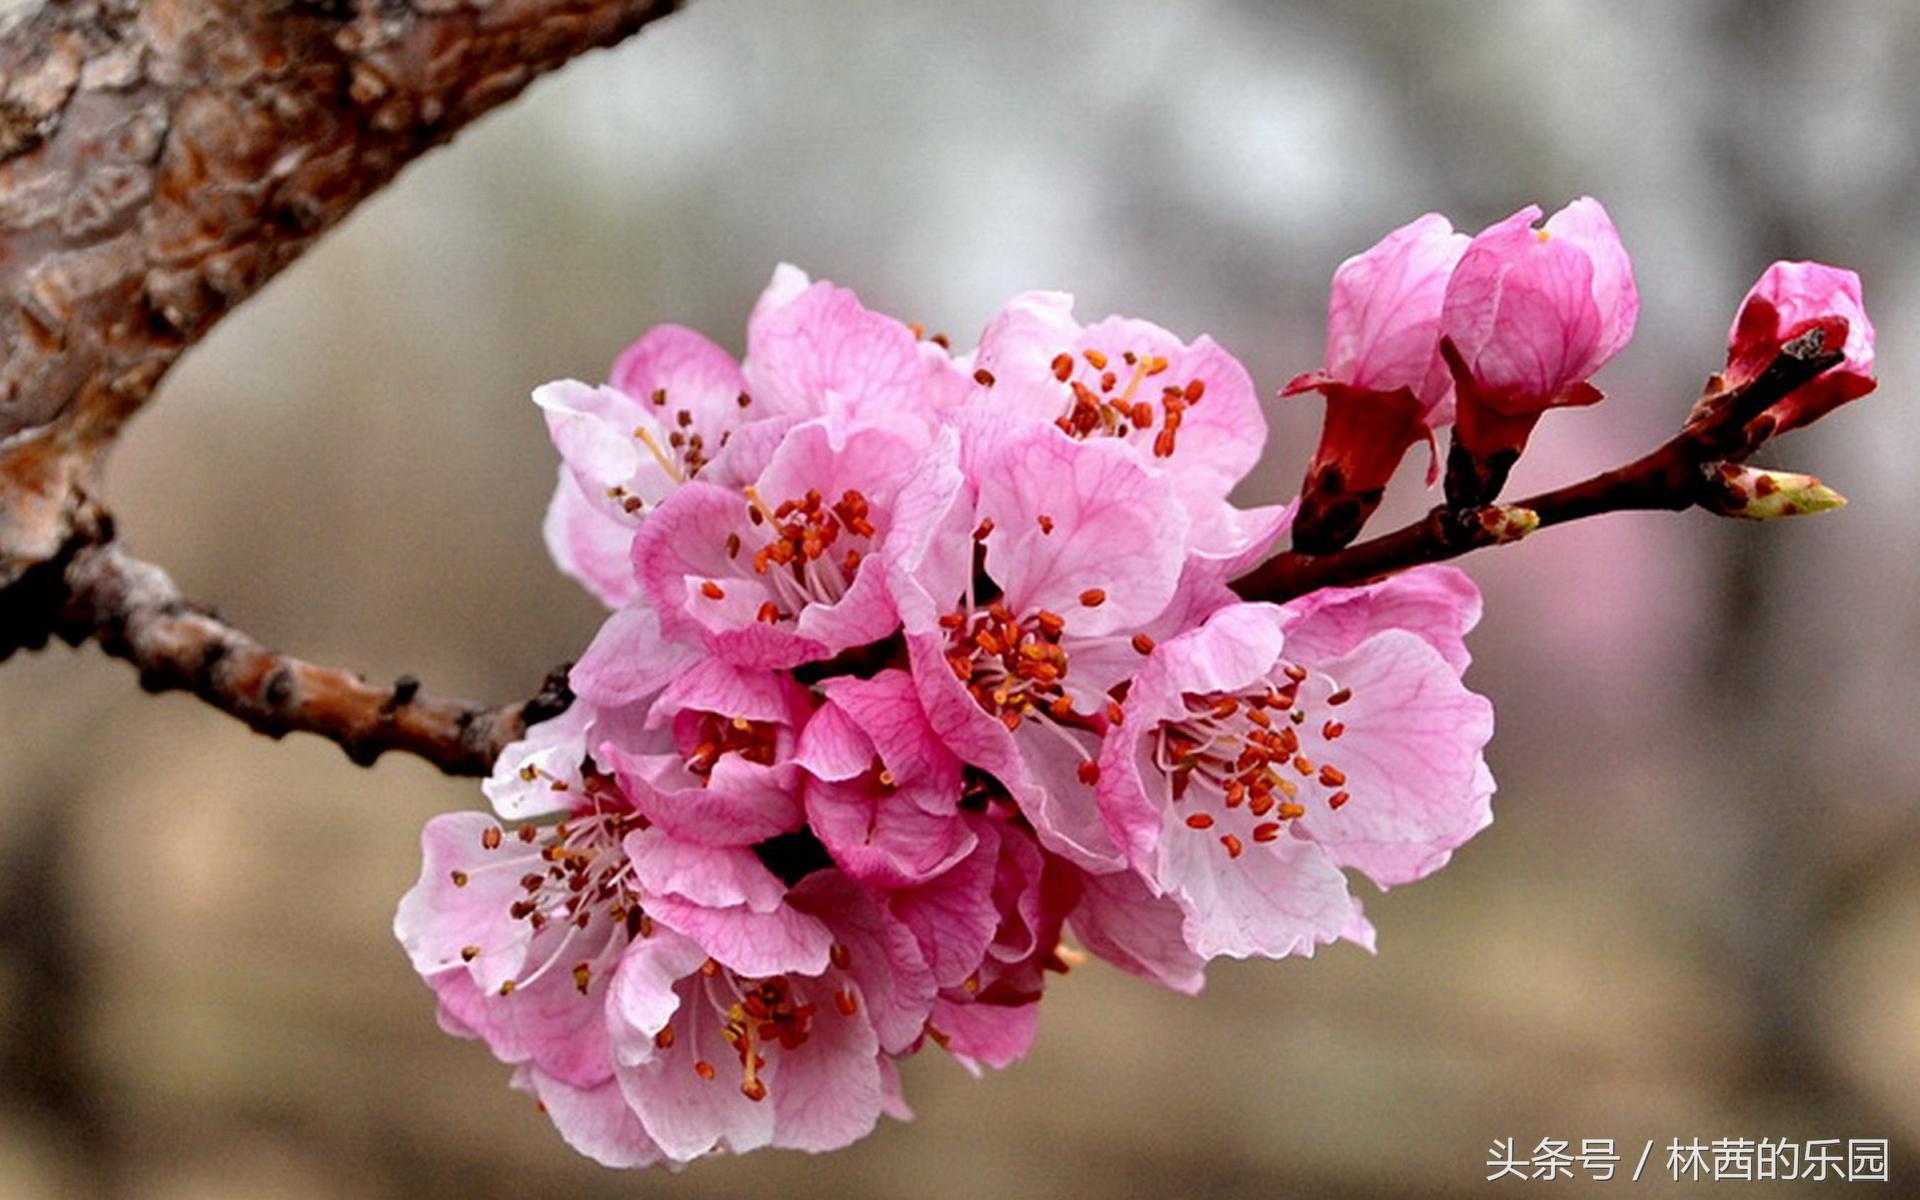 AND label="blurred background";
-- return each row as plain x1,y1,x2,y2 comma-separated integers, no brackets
2,0,1917,1194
